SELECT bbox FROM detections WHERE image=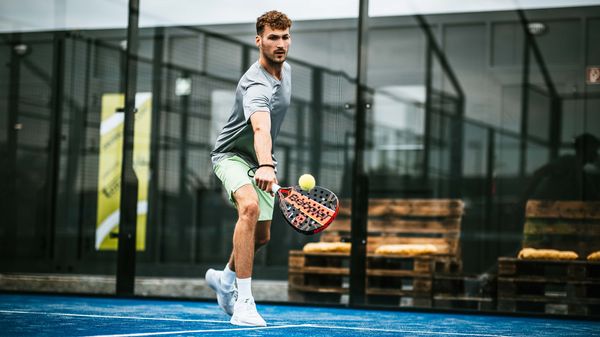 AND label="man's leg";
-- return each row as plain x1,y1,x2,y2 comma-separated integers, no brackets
231,184,260,278
205,185,264,318
227,219,271,272
229,185,268,326
207,156,272,325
